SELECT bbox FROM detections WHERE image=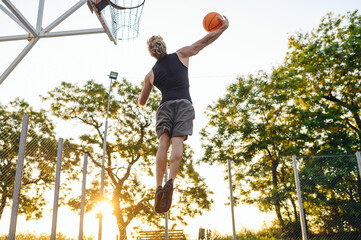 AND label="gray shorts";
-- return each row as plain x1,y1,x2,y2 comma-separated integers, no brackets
156,99,195,140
